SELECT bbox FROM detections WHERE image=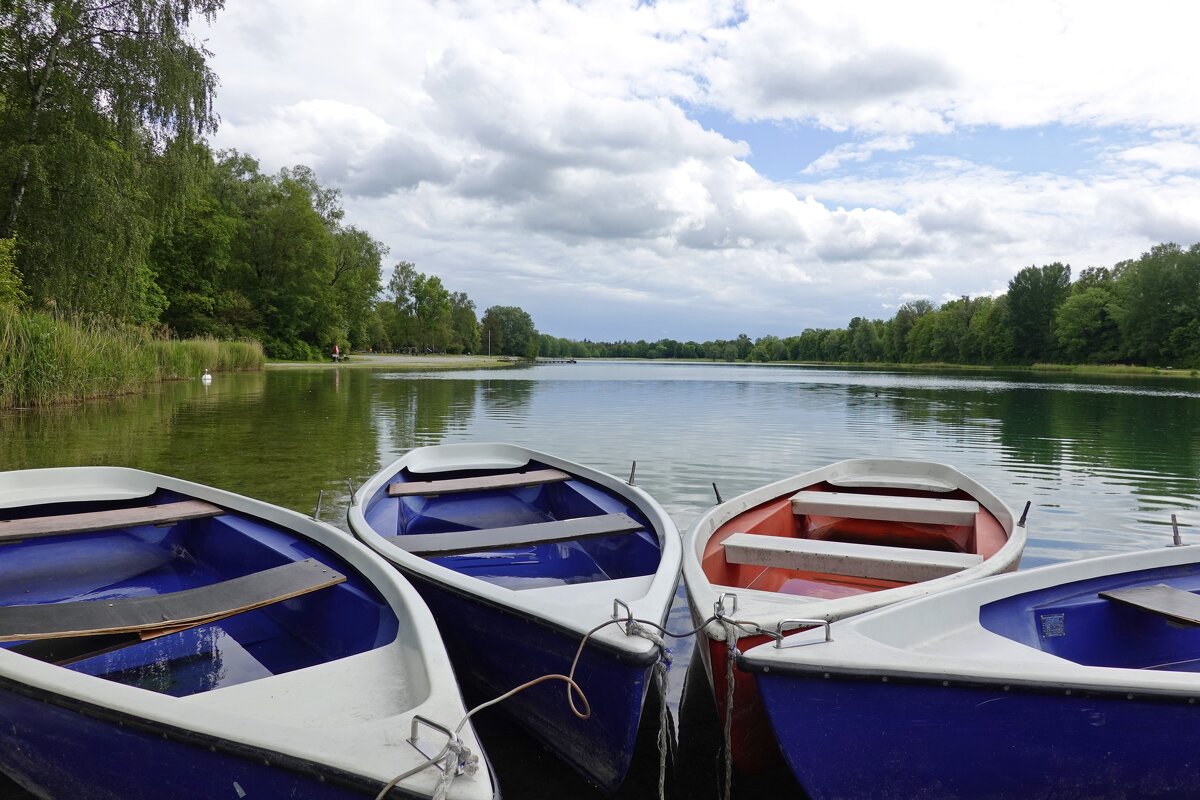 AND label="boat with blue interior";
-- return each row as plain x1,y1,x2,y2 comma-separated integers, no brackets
0,467,495,800
349,443,682,792
740,540,1200,799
